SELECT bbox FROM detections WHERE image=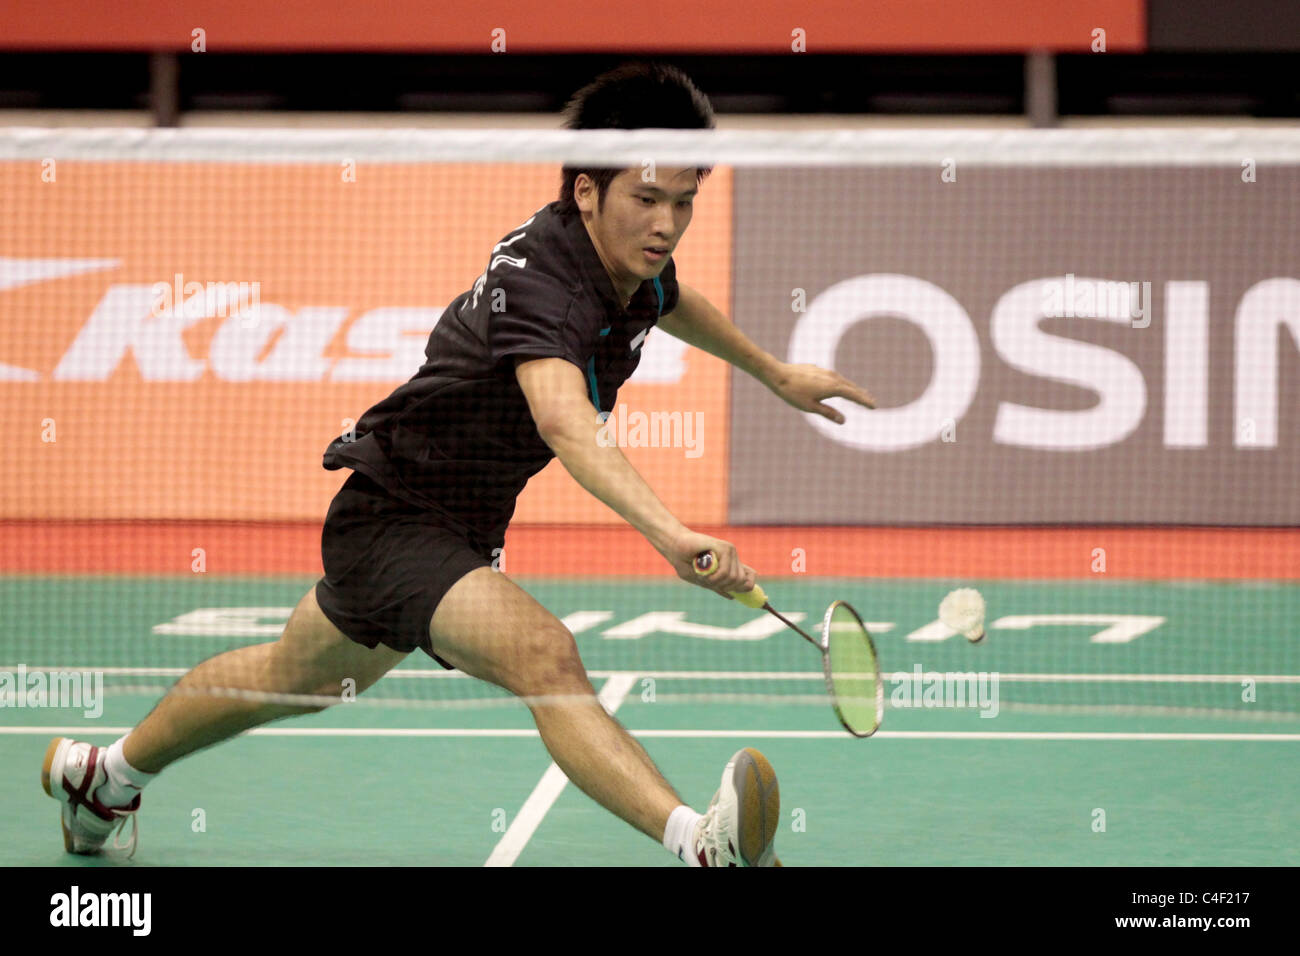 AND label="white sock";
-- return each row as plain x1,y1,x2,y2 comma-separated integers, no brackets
98,736,155,808
663,805,704,867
